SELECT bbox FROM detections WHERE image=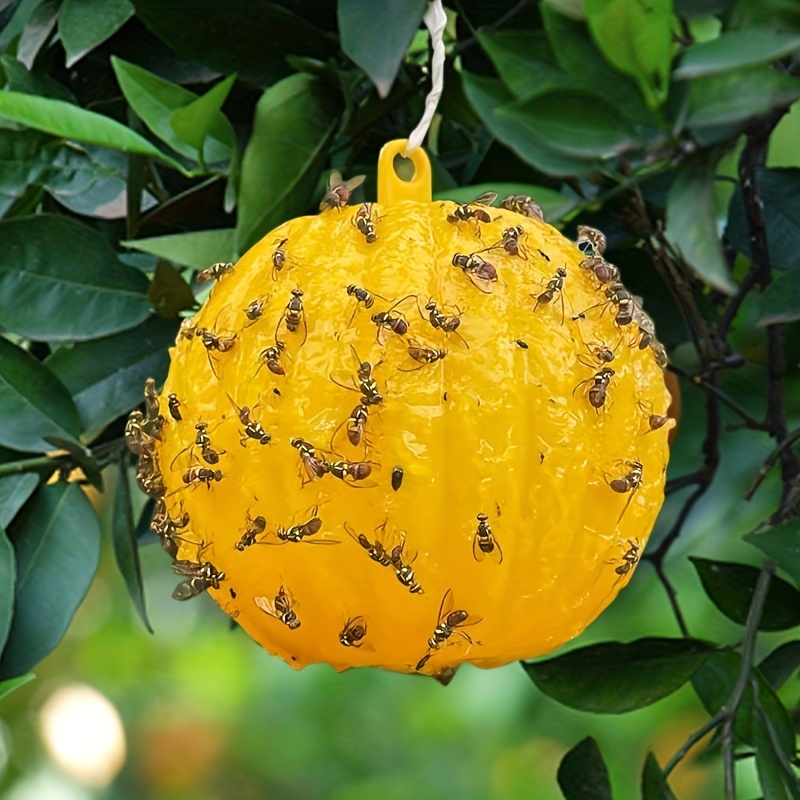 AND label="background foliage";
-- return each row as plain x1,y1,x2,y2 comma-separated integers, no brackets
1,0,800,798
